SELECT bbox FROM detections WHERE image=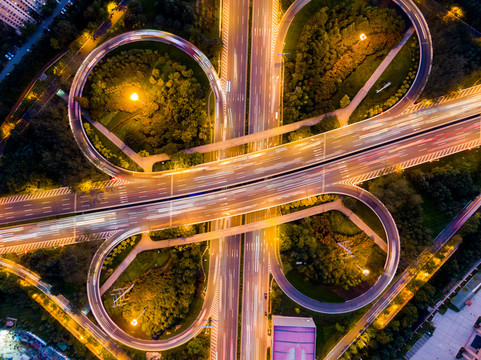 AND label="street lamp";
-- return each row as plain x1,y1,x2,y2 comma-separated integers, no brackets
130,92,145,105
131,307,147,326
360,33,367,41
362,269,370,277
